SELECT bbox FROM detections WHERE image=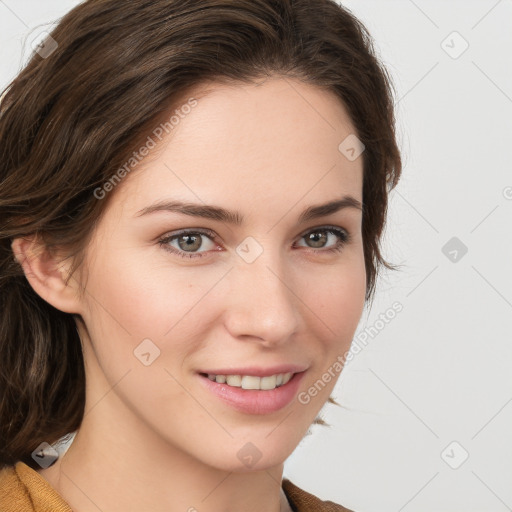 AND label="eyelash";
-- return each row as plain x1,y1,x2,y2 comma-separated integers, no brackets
157,225,351,260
